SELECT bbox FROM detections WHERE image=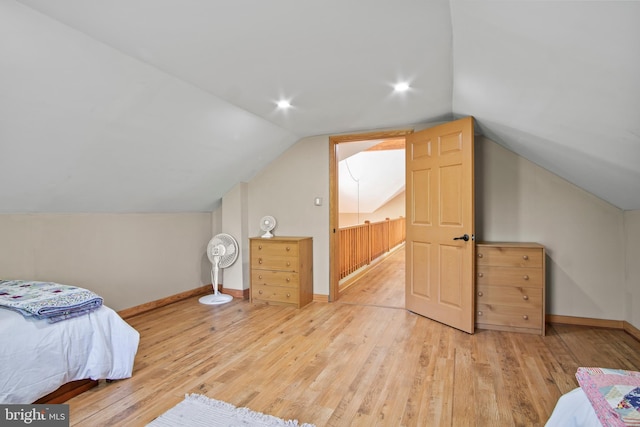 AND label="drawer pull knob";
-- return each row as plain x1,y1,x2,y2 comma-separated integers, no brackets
477,291,483,297
477,311,483,316
287,293,291,298
258,290,263,295
258,245,262,250
286,277,290,282
523,255,529,260
478,253,484,258
258,258,263,264
523,315,528,320
286,261,291,267
523,275,529,280
286,247,291,251
478,272,484,278
259,275,263,279
523,295,529,300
